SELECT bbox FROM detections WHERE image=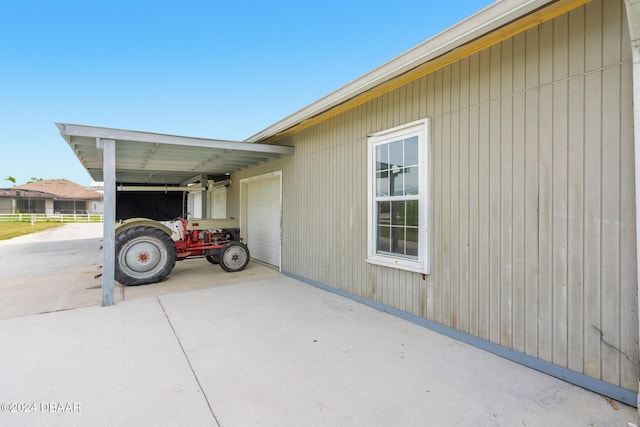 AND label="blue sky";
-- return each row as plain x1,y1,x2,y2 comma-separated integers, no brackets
0,0,493,187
